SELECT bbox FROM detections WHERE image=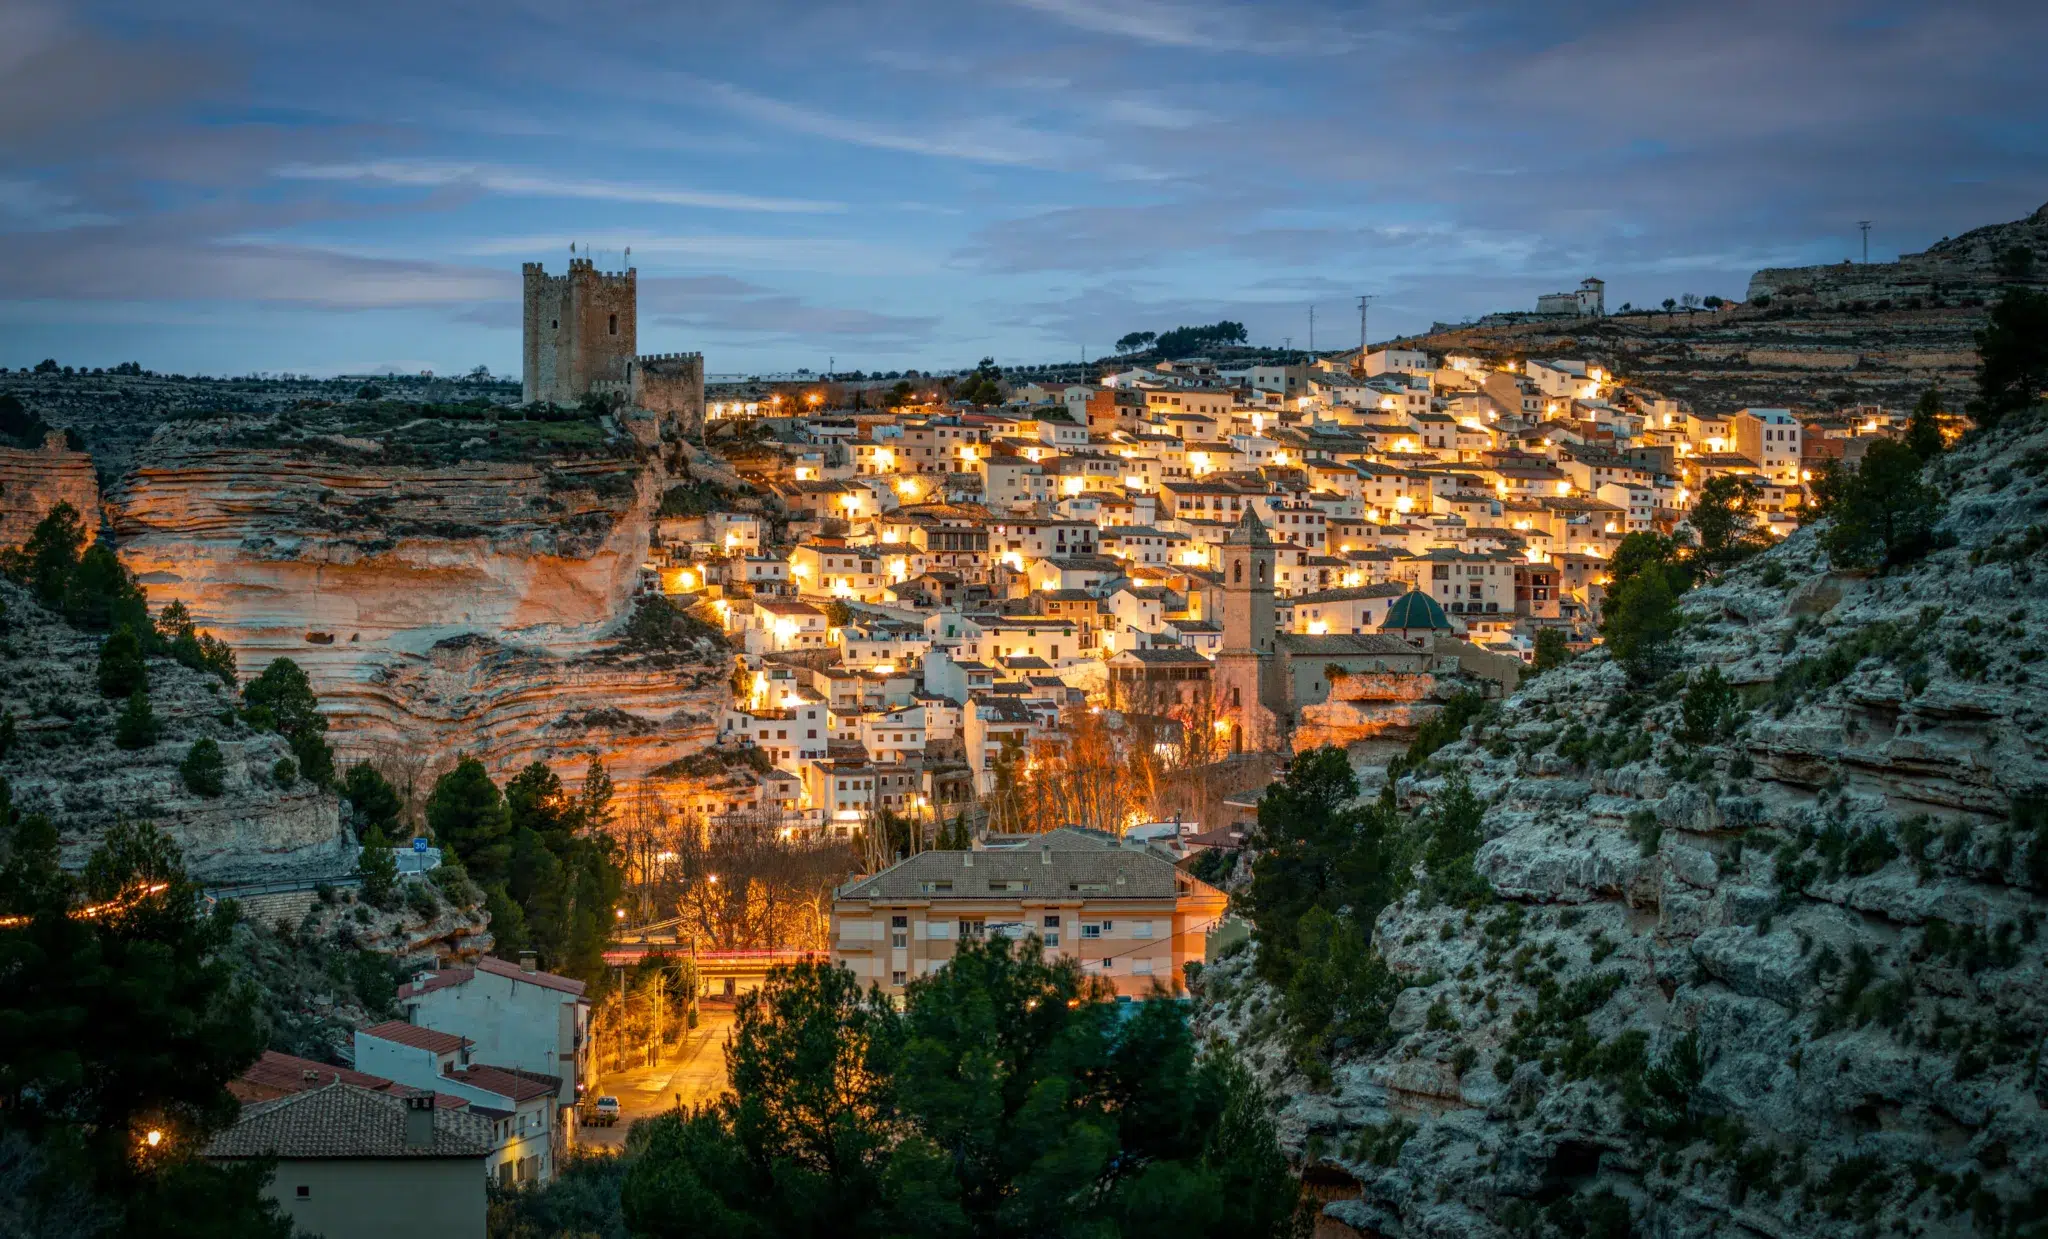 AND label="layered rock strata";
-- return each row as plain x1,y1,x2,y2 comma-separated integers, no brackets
1201,416,2048,1237
0,437,99,544
108,444,725,784
0,580,354,886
